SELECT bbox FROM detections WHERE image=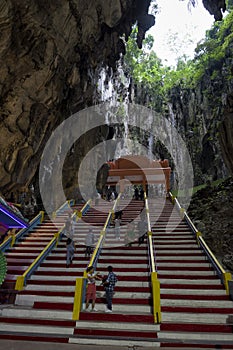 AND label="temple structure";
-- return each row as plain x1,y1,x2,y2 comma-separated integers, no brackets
106,155,171,193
